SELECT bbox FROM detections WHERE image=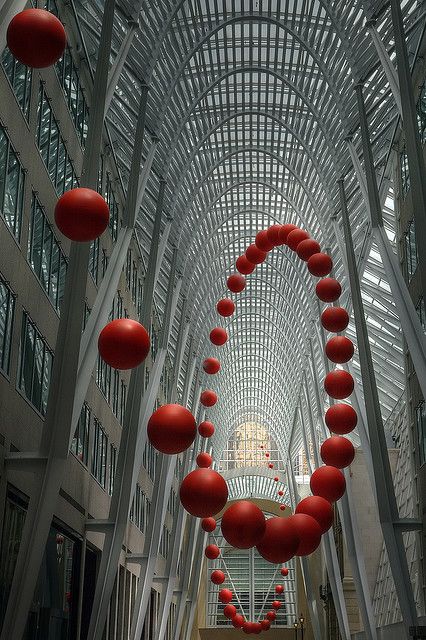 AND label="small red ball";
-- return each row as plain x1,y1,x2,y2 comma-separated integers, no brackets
297,239,321,261
287,228,309,251
289,513,322,556
256,517,300,564
275,584,284,594
316,278,342,302
266,224,283,246
201,517,216,532
217,298,235,317
98,319,150,370
268,463,274,469
265,453,270,458
255,230,274,252
232,614,245,628
227,273,246,293
205,544,220,559
280,567,289,576
200,389,217,407
308,253,333,276
224,604,237,618
7,9,66,68
236,255,256,275
325,404,357,434
279,223,297,244
198,421,215,438
324,370,354,399
147,404,197,454
274,476,279,482
221,500,266,549
203,357,221,374
243,622,254,634
211,570,225,585
279,505,285,511
321,436,355,468
55,188,109,242
266,611,276,621
180,468,228,517
296,496,334,533
321,307,350,333
261,619,271,631
197,452,213,468
325,336,354,364
246,243,267,264
219,589,233,605
310,466,346,503
210,327,228,346
252,622,262,634
272,600,281,610
278,490,283,496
